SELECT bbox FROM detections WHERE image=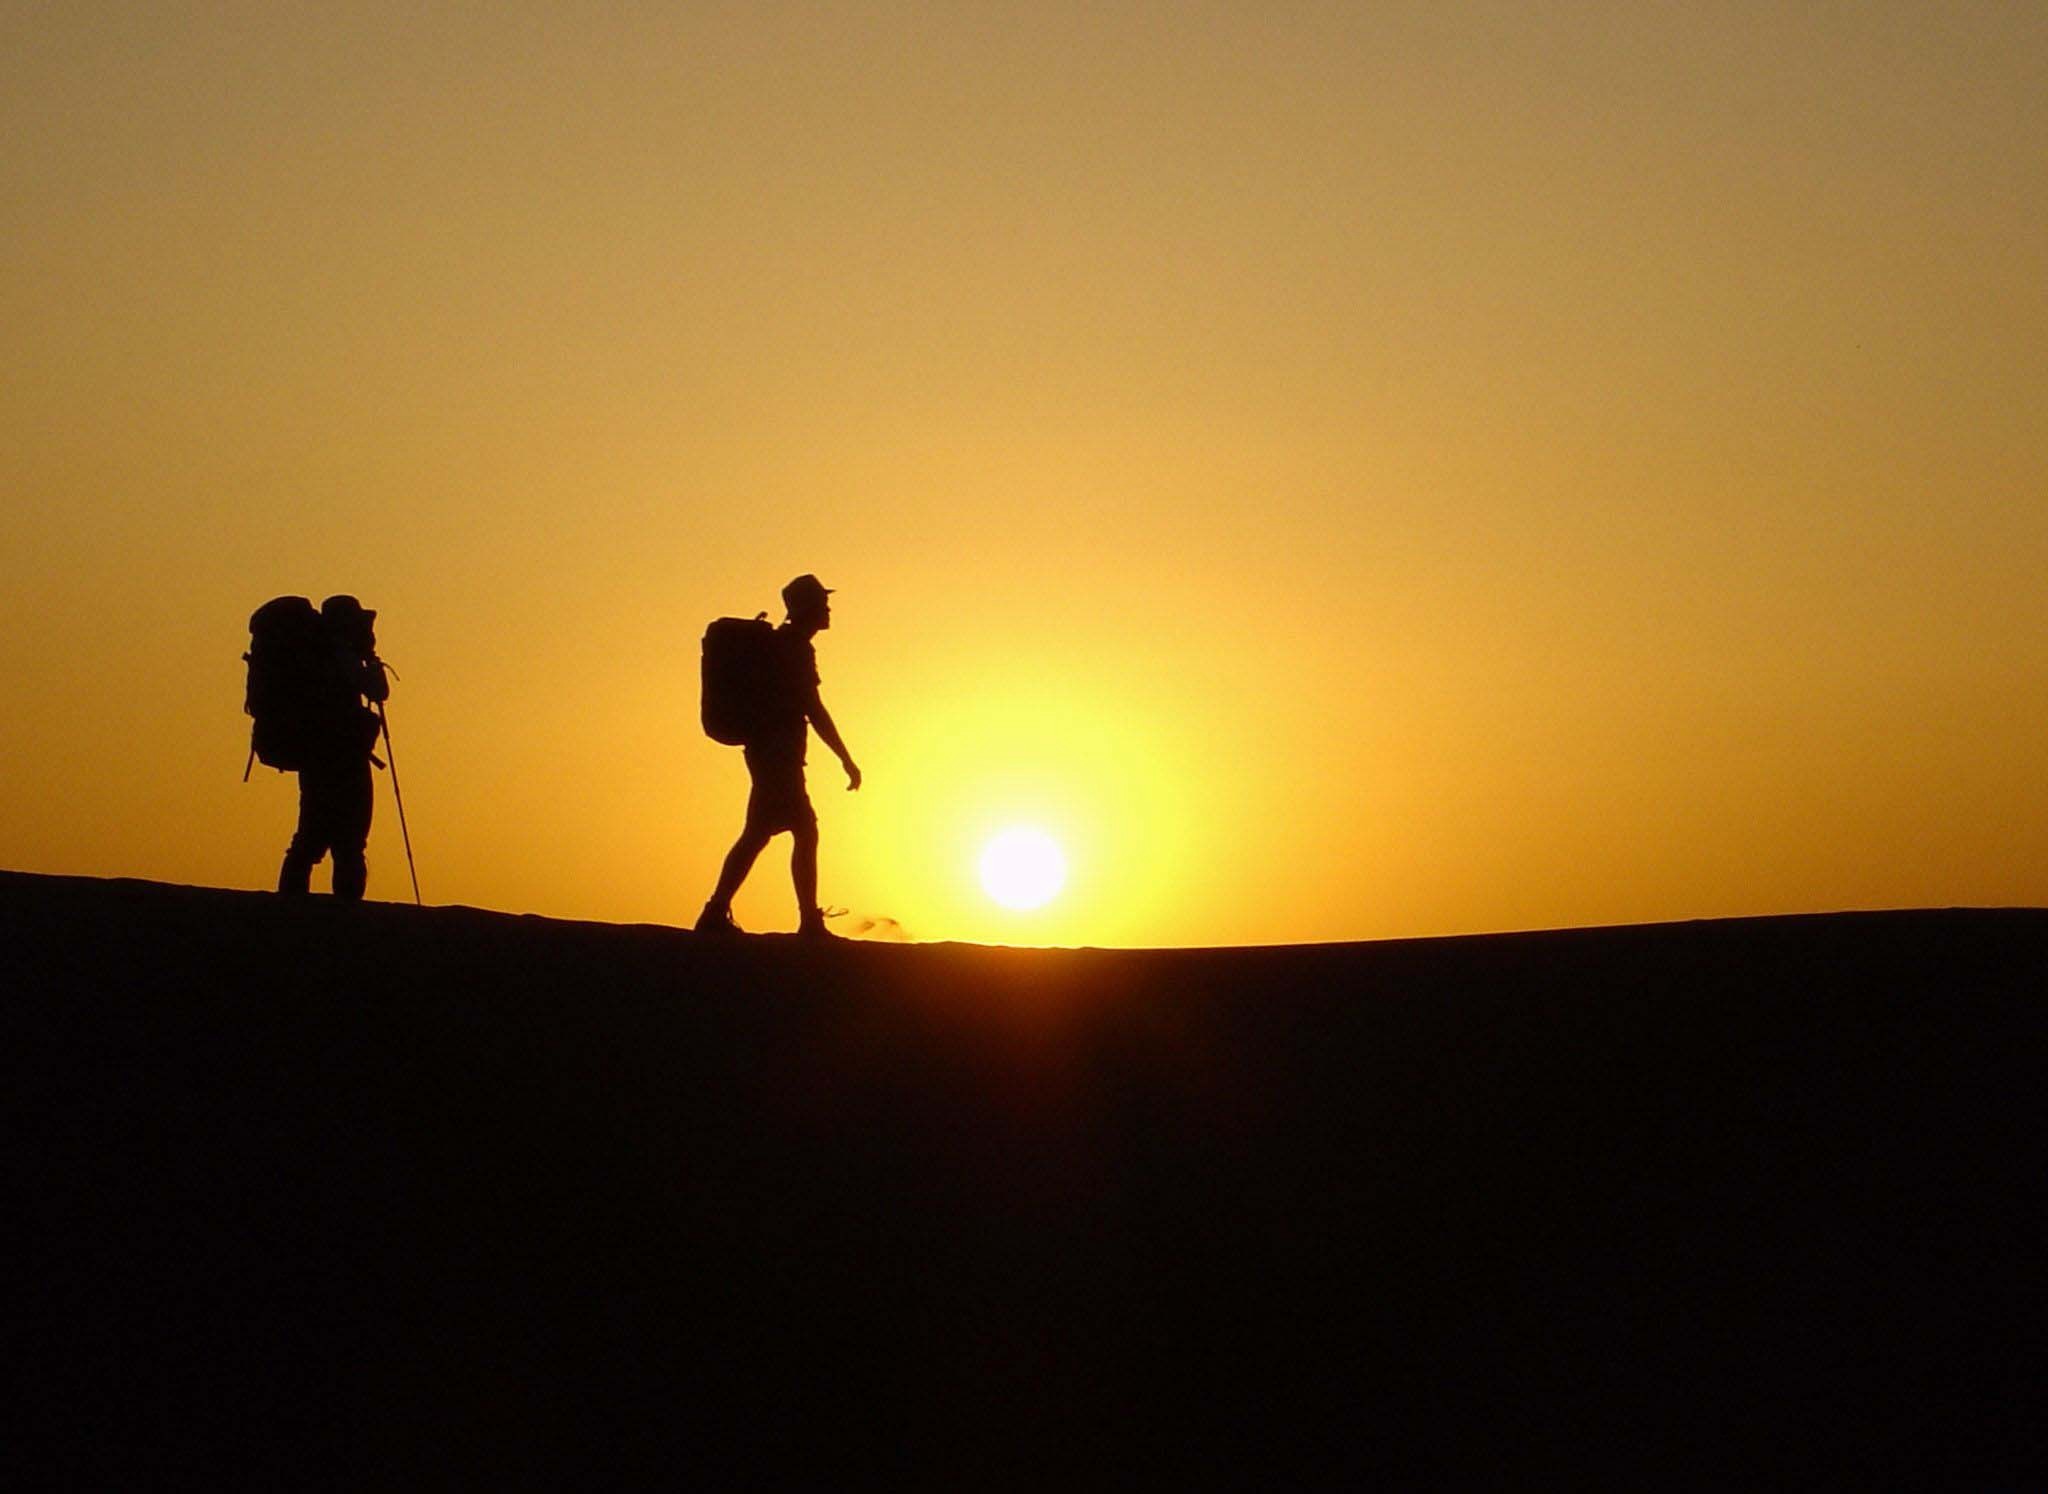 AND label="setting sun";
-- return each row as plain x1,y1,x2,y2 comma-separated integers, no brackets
979,829,1067,911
